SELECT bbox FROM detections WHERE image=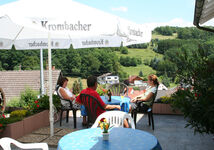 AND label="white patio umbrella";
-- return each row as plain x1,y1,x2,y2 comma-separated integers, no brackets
0,0,152,136
0,15,122,136
0,0,151,46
